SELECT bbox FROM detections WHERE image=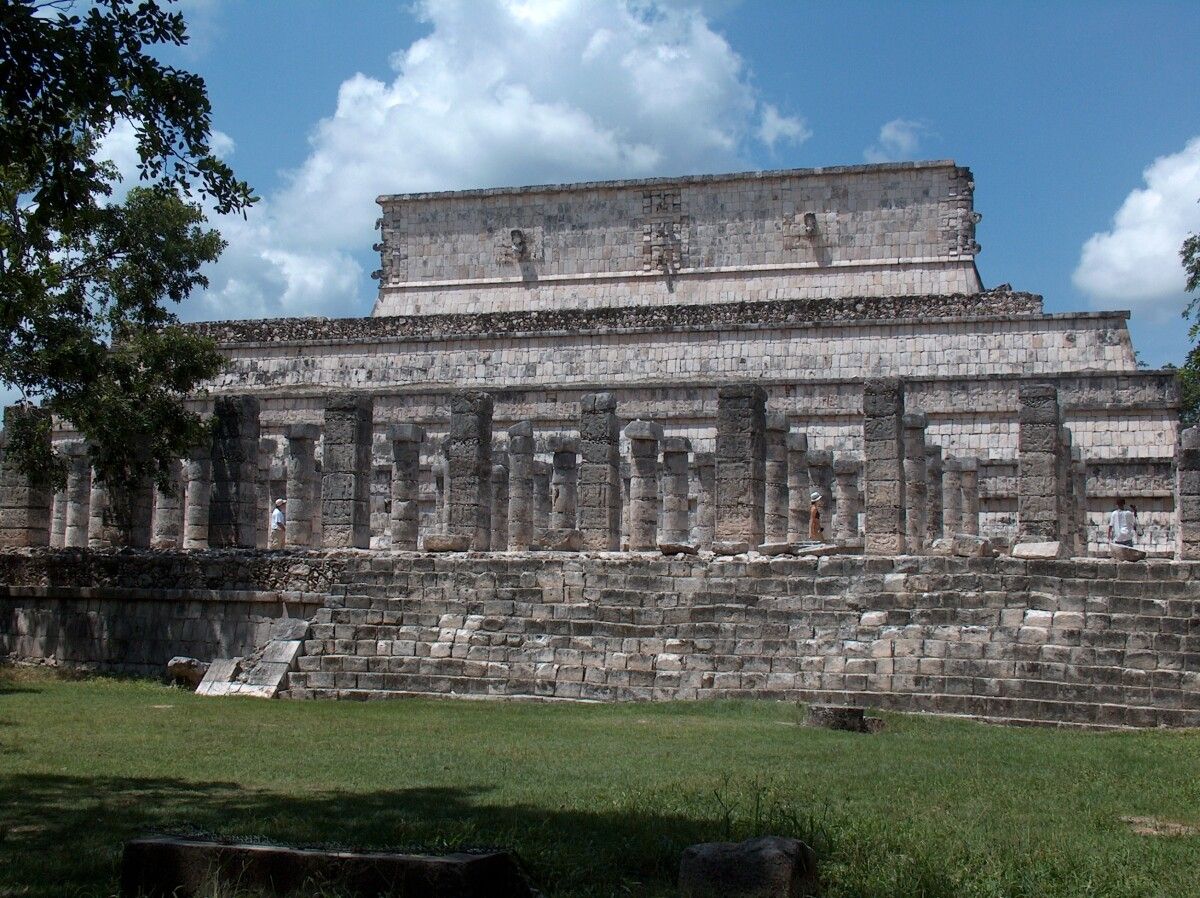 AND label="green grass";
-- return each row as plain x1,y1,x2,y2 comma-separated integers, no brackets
1,665,1199,898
